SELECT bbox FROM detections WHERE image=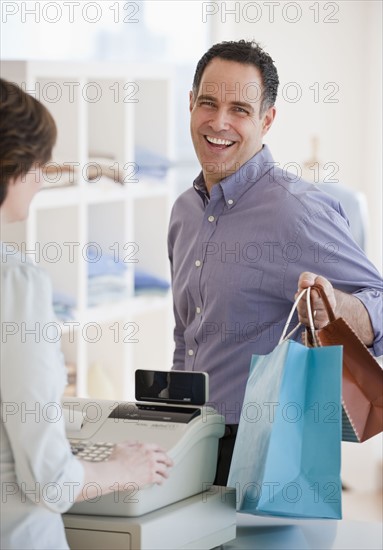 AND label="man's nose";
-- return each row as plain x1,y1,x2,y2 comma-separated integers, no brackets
208,108,230,132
